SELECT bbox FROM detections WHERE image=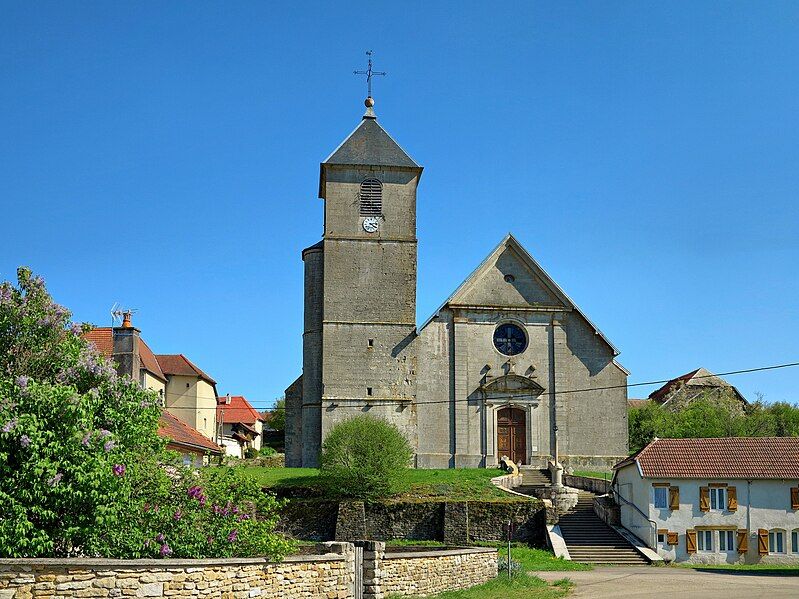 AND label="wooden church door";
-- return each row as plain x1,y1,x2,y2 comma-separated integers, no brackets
497,407,526,465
